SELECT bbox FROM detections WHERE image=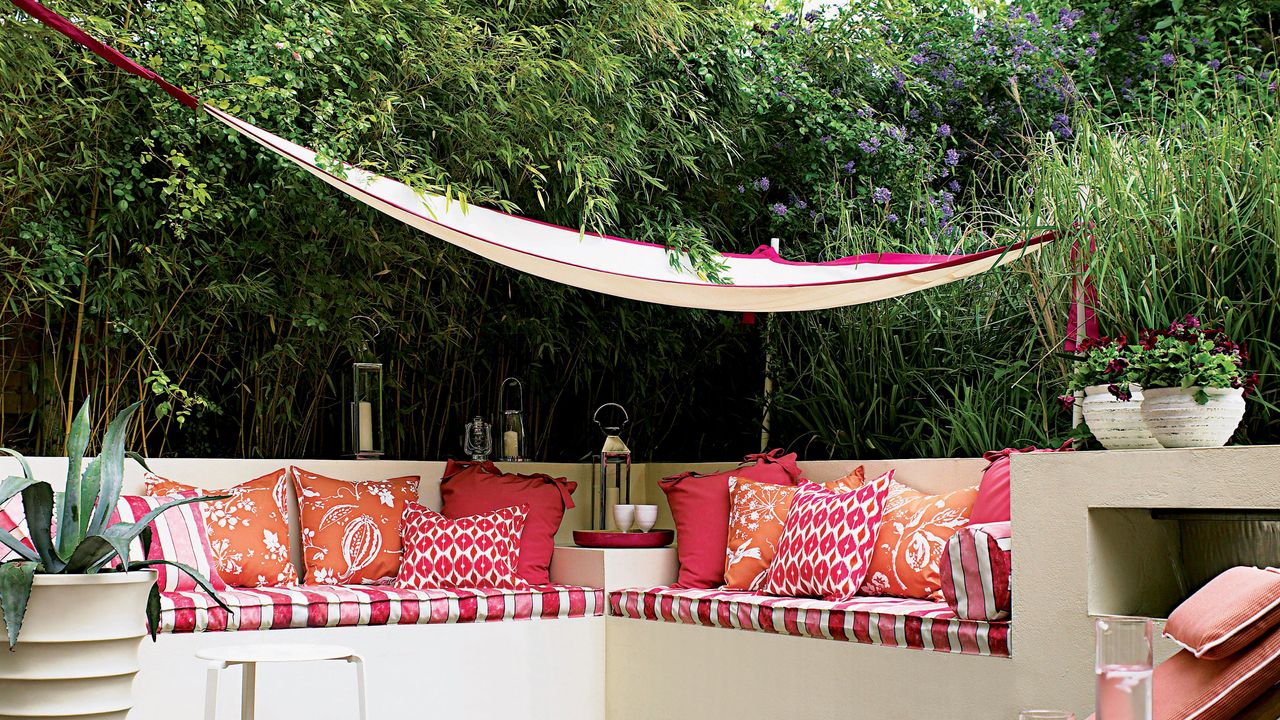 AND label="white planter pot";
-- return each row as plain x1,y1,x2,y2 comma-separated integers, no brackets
1140,386,1246,448
1081,384,1162,450
0,571,155,720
